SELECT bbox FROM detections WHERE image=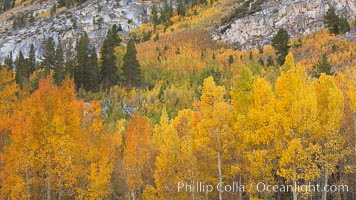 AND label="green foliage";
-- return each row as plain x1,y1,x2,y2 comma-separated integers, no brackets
0,0,15,12
12,12,32,29
272,28,290,65
42,37,55,76
312,53,333,78
122,39,141,88
15,51,26,89
228,54,234,65
28,44,36,74
75,32,99,91
177,0,186,16
4,52,13,70
54,40,65,85
100,25,121,90
324,7,350,35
